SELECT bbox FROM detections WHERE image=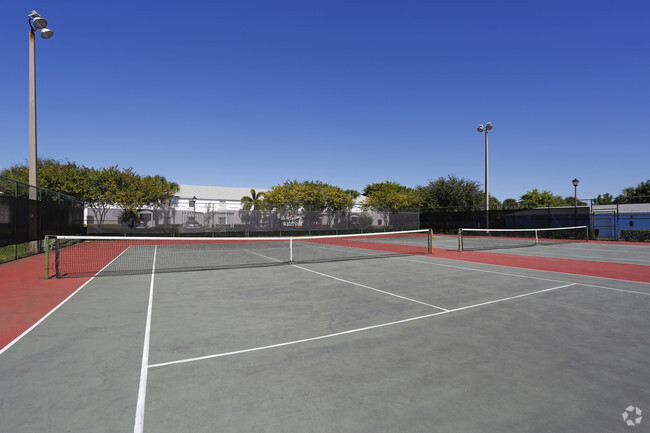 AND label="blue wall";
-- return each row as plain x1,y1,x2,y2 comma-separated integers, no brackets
592,213,650,239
